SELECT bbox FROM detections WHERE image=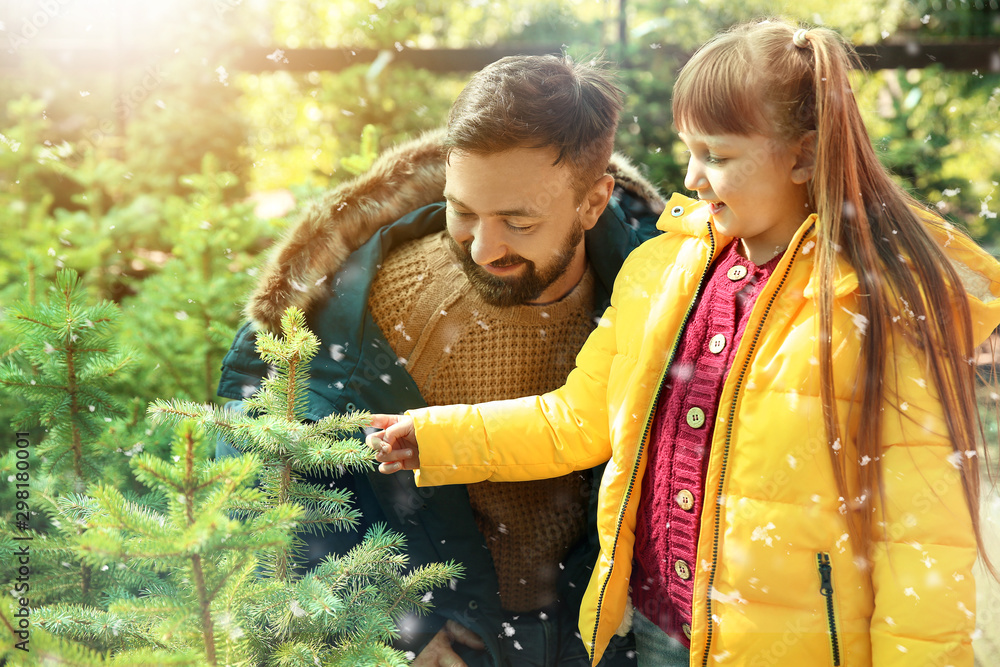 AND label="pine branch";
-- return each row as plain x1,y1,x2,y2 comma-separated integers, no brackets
1,605,107,667
34,605,158,649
